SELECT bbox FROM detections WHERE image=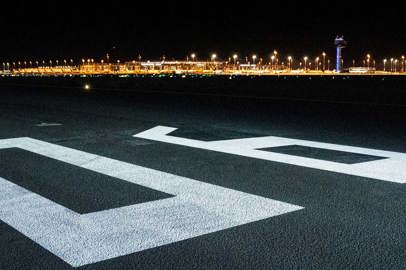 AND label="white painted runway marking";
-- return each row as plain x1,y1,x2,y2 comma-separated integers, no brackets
35,122,63,127
0,137,302,267
134,126,406,183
